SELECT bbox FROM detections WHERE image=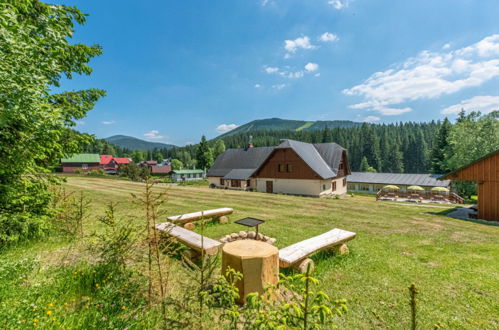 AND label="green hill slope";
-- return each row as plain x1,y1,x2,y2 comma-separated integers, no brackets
219,118,360,137
104,135,176,151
